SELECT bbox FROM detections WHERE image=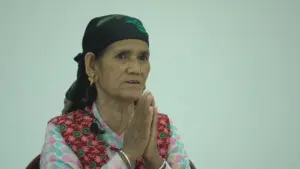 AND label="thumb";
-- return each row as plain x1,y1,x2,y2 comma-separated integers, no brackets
151,107,158,134
151,97,156,107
